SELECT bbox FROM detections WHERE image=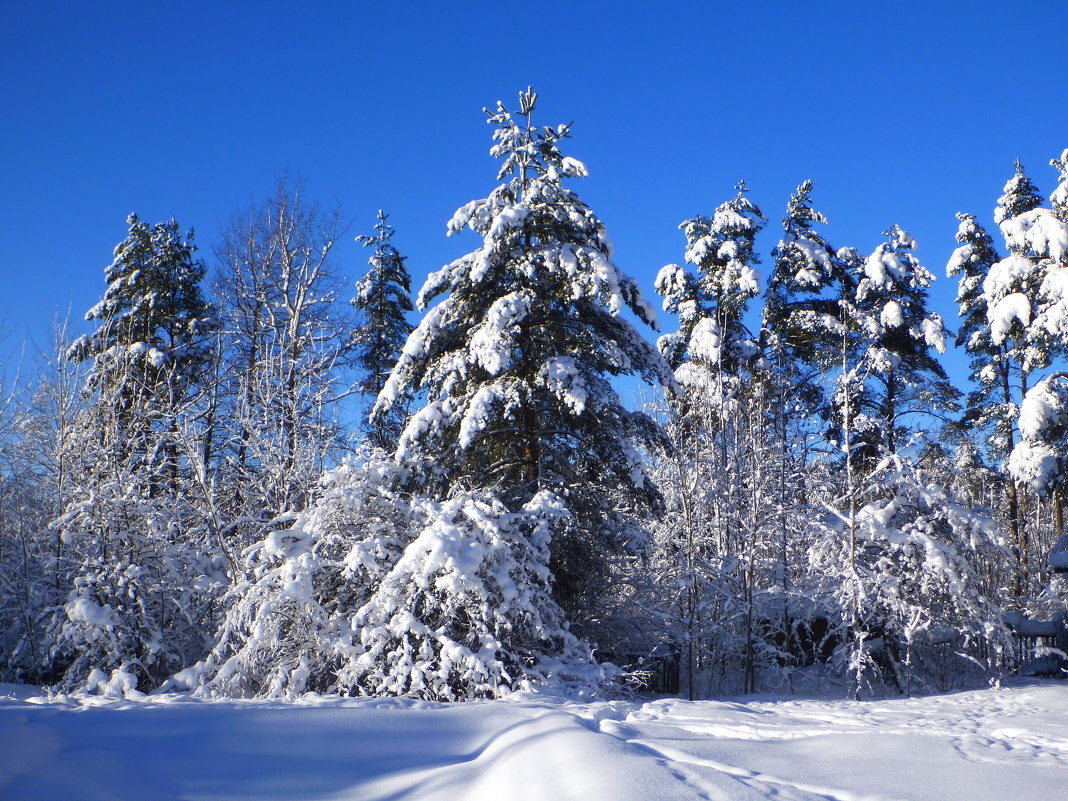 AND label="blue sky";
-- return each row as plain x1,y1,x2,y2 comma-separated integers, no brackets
3,1,1067,392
